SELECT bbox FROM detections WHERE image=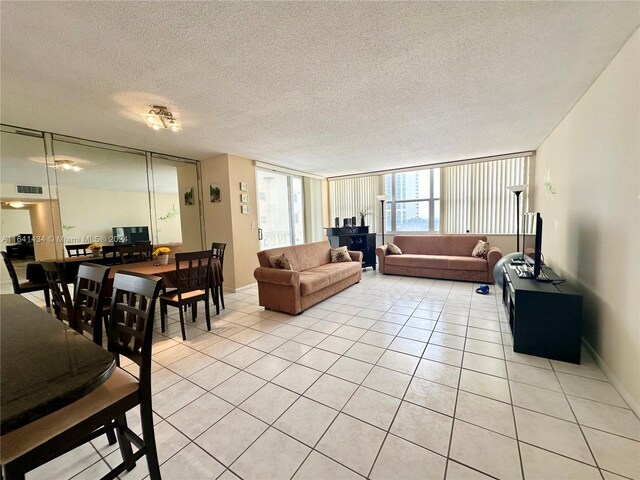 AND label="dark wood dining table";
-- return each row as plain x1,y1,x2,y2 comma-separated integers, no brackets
26,254,107,284
0,294,115,435
105,258,223,296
